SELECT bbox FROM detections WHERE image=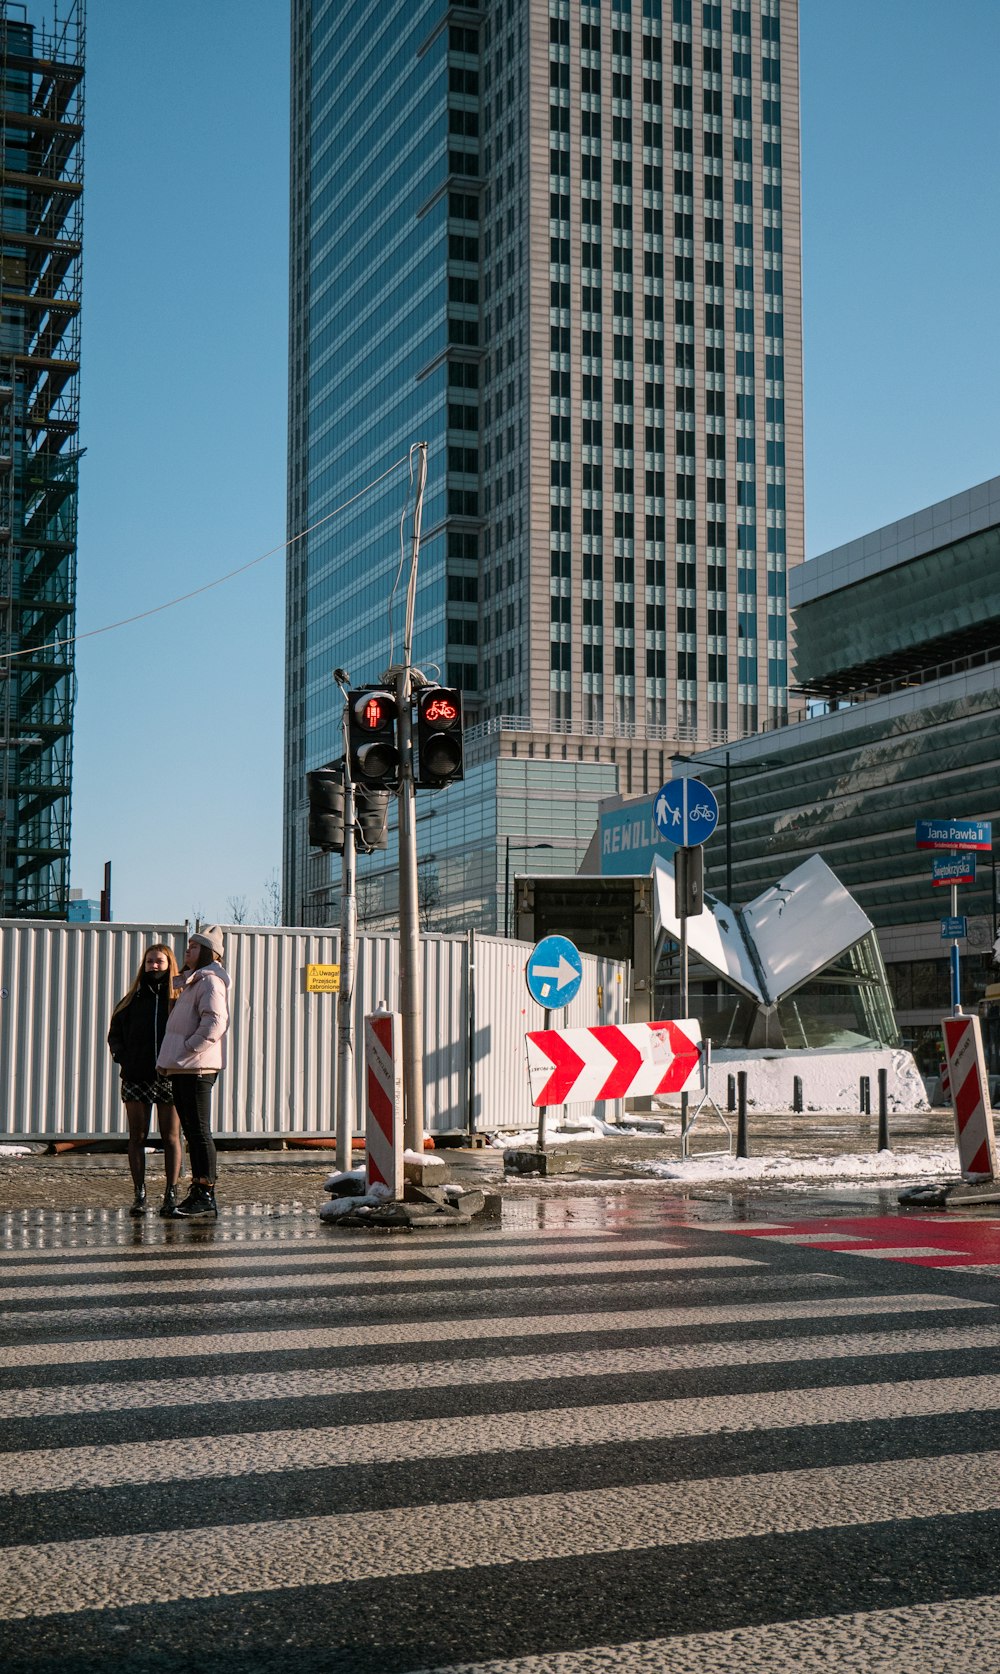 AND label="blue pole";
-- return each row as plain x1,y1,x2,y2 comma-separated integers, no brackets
951,943,961,1013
